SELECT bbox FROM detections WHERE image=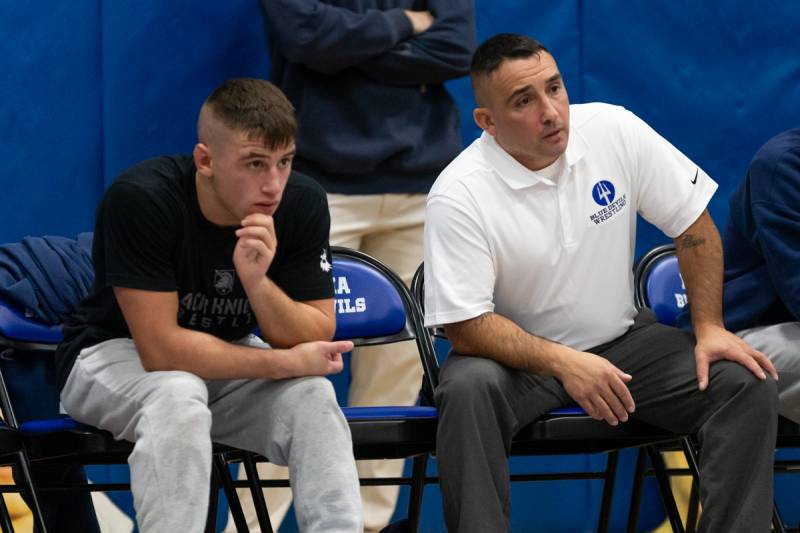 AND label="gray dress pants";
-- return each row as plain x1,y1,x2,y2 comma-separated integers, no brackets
738,321,800,423
435,310,778,533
